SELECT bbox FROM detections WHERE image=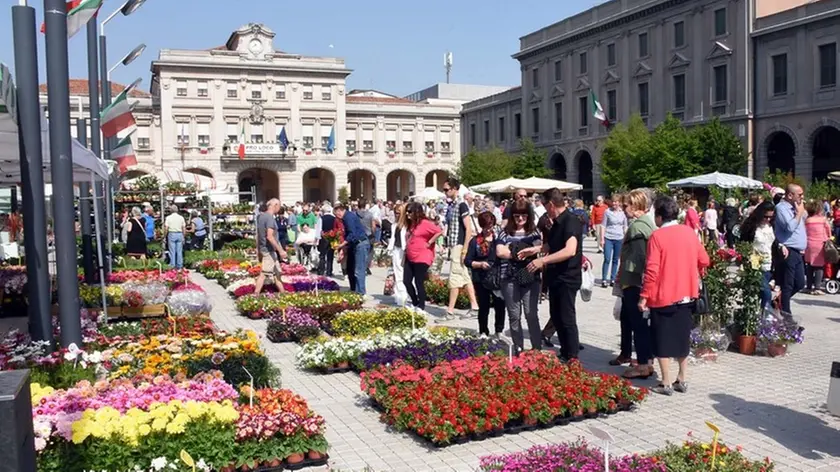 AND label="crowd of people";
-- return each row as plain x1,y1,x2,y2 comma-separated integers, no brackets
119,202,207,269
